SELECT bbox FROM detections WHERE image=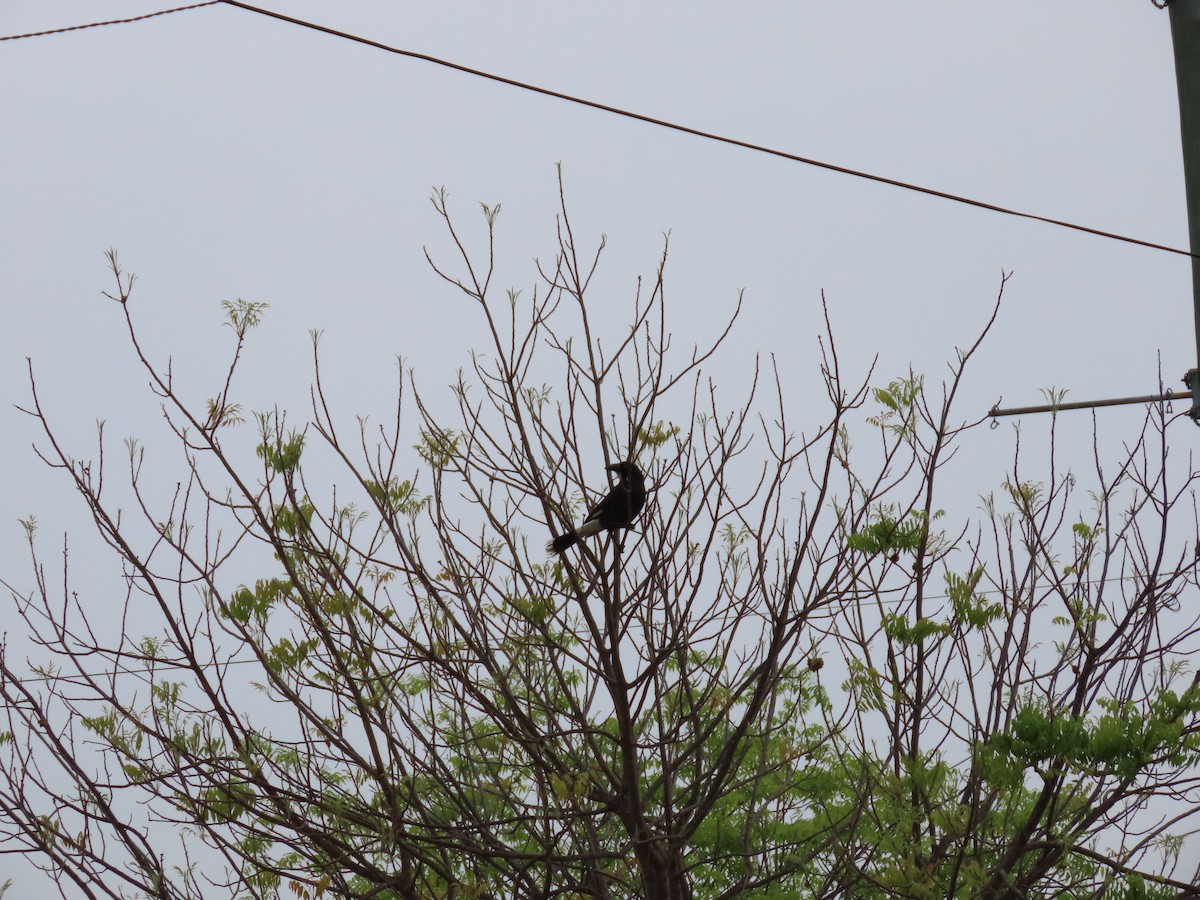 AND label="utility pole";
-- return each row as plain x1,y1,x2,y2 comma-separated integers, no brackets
1170,0,1200,420
990,2,1200,421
